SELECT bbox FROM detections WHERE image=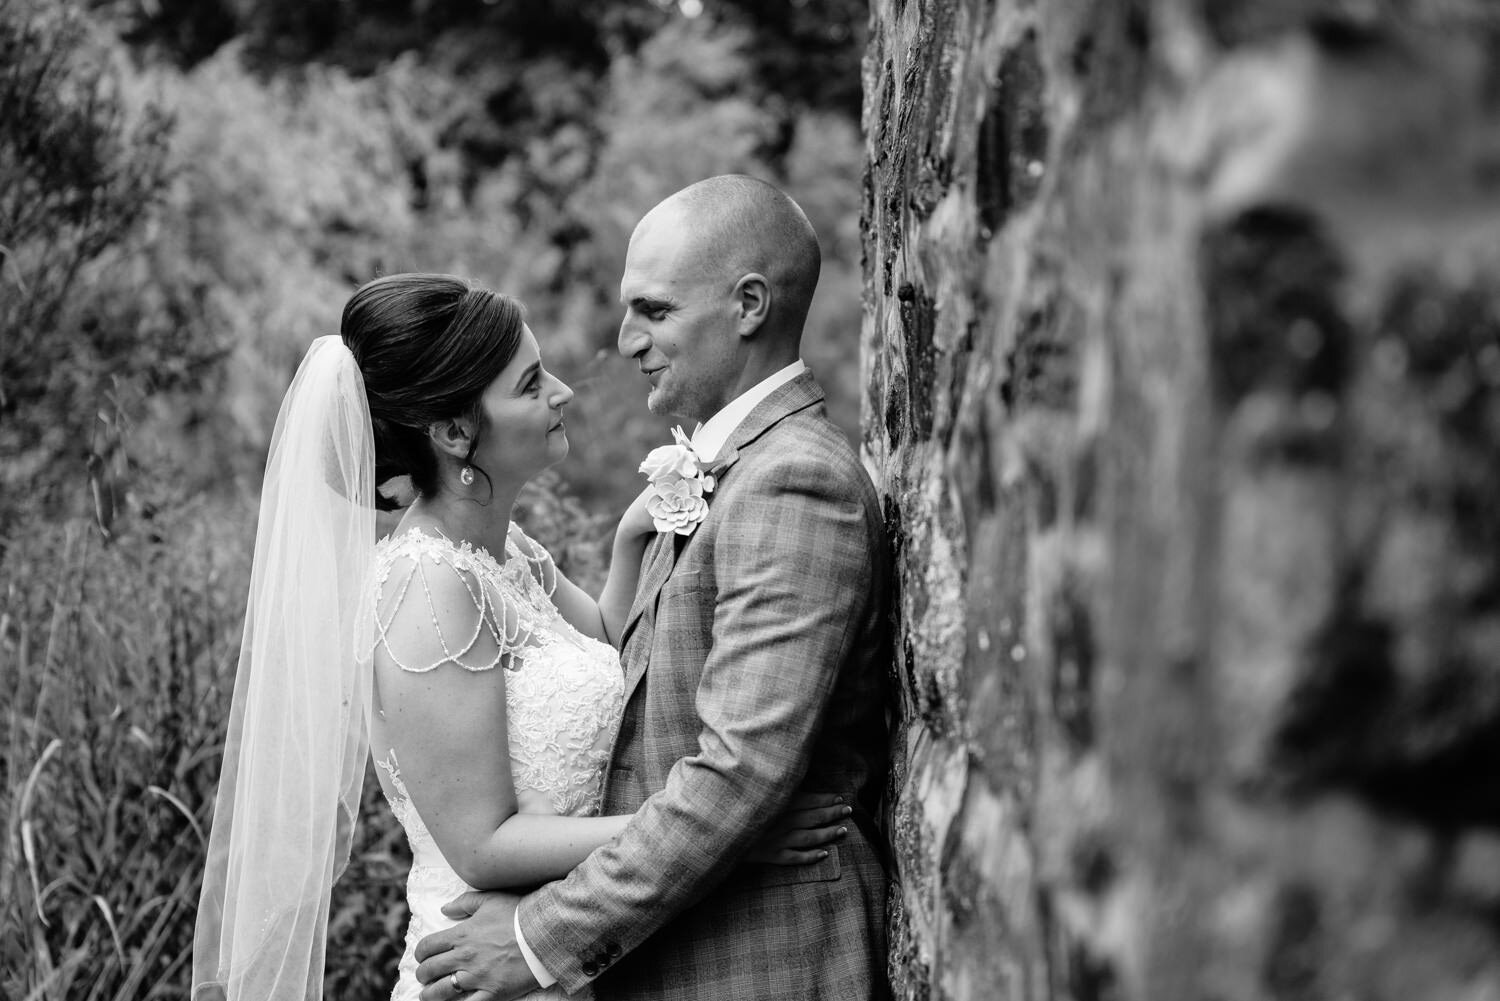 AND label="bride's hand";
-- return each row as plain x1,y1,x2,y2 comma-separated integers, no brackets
620,486,655,540
745,792,852,866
